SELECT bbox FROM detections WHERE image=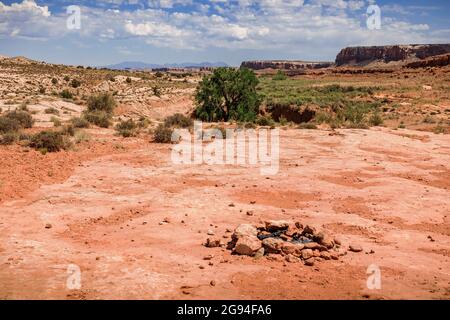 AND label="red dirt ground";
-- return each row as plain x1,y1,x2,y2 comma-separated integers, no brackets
0,127,449,300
